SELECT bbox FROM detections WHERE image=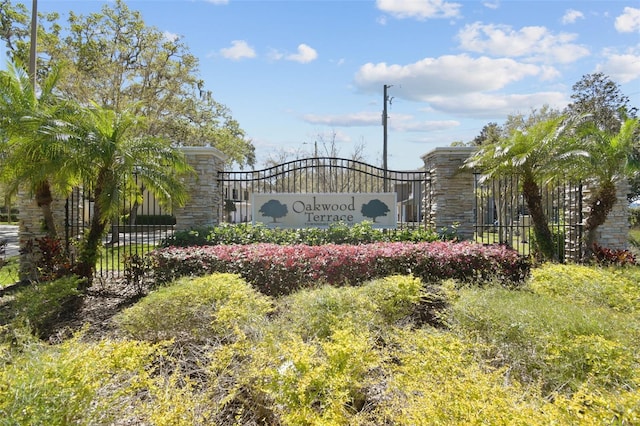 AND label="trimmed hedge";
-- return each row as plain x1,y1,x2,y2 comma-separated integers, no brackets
159,221,450,247
148,241,530,296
